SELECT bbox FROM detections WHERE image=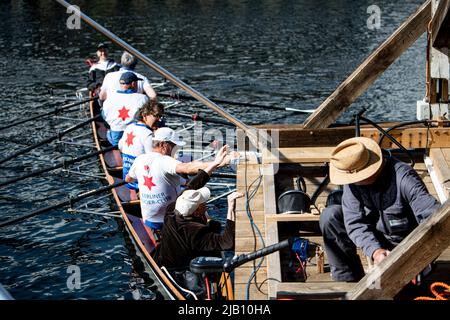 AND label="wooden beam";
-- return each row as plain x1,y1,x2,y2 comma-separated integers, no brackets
263,164,277,214
263,147,335,164
265,220,281,299
303,1,431,129
431,0,450,47
276,282,355,300
346,199,450,300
